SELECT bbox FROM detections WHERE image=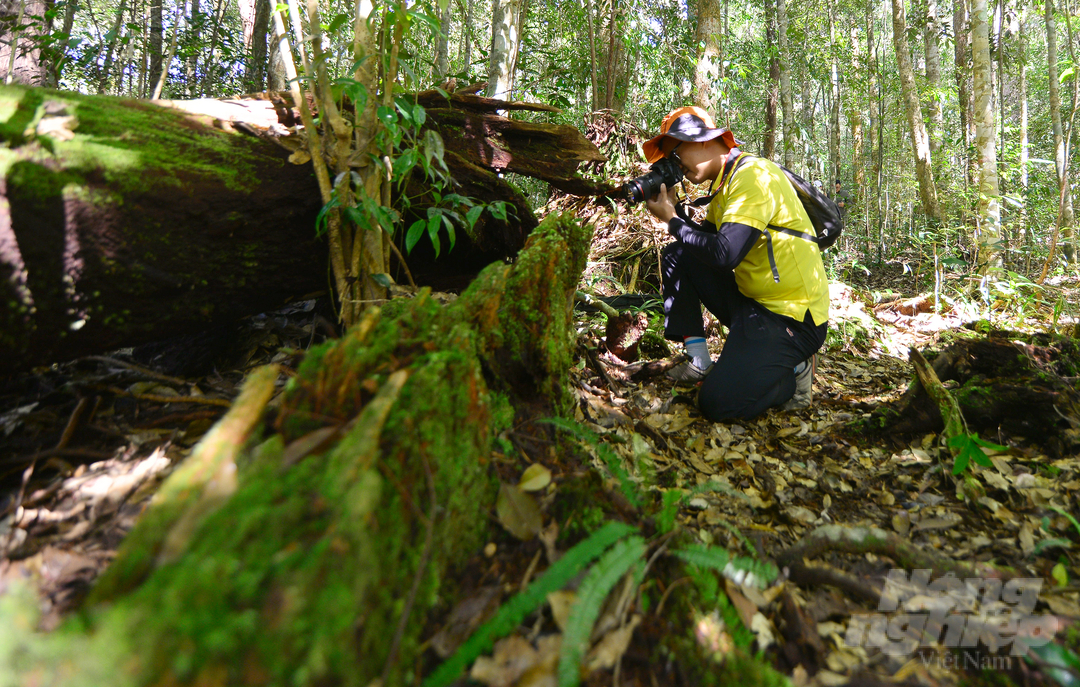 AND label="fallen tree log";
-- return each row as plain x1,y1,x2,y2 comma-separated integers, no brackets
865,334,1080,455
2,213,591,686
0,84,606,372
0,84,327,376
